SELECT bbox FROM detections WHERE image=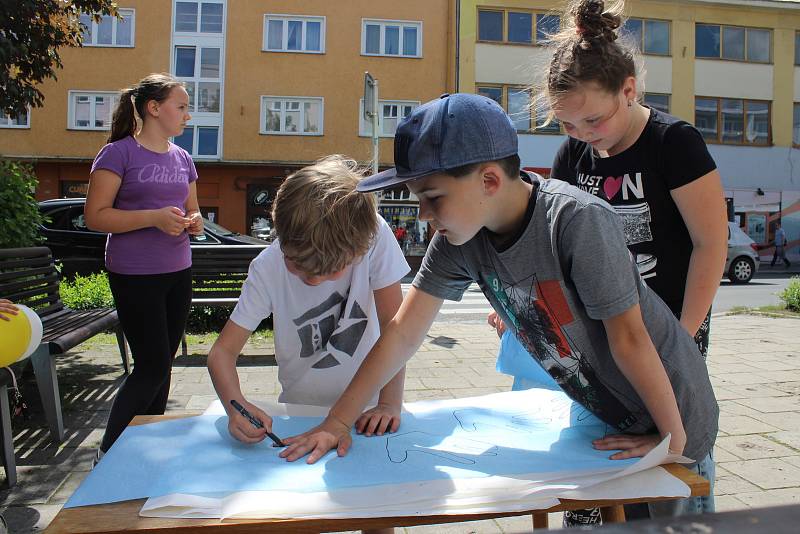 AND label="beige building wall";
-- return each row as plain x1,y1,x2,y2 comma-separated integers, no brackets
0,0,170,159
